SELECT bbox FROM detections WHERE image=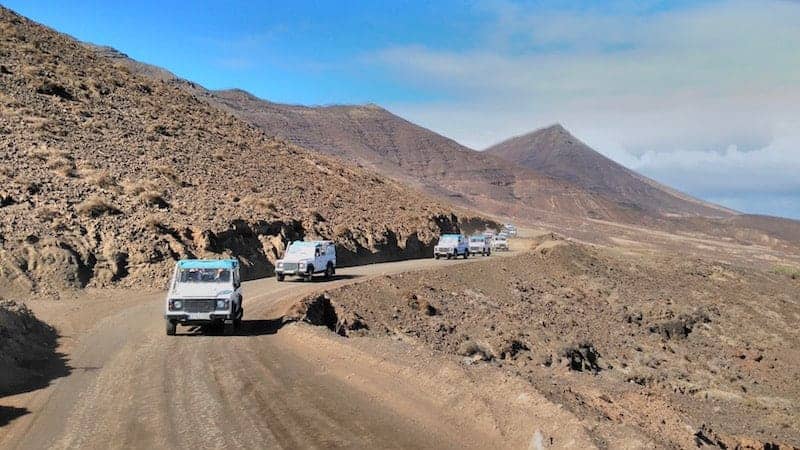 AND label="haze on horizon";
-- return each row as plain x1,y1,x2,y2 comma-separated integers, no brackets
8,0,799,219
